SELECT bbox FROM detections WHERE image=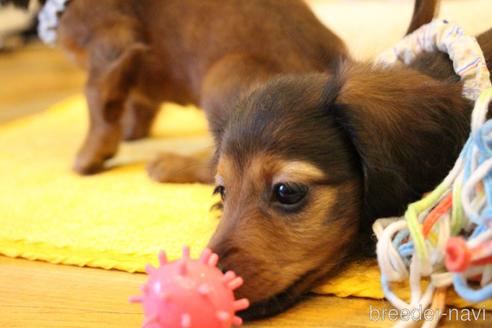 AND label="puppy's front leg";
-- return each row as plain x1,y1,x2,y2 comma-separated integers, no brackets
74,43,148,174
74,82,124,174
